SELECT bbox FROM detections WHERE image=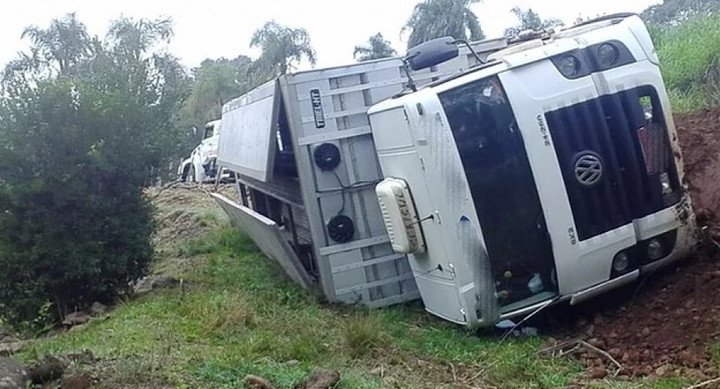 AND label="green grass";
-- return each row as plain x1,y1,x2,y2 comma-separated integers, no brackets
653,15,720,112
15,226,586,388
15,225,708,388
